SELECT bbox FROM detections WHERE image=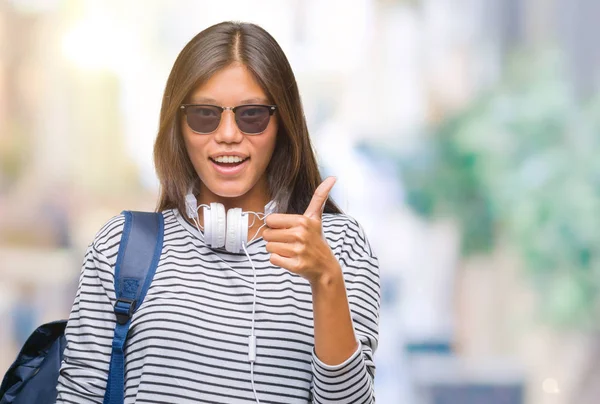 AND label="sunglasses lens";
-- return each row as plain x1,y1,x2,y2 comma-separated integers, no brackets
186,106,221,133
235,105,272,134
